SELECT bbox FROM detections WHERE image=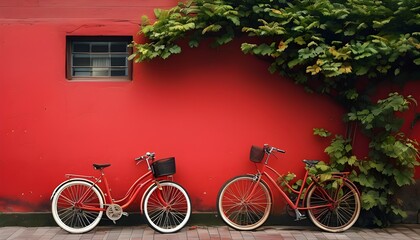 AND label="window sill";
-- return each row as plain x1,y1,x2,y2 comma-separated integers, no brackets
67,77,132,82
